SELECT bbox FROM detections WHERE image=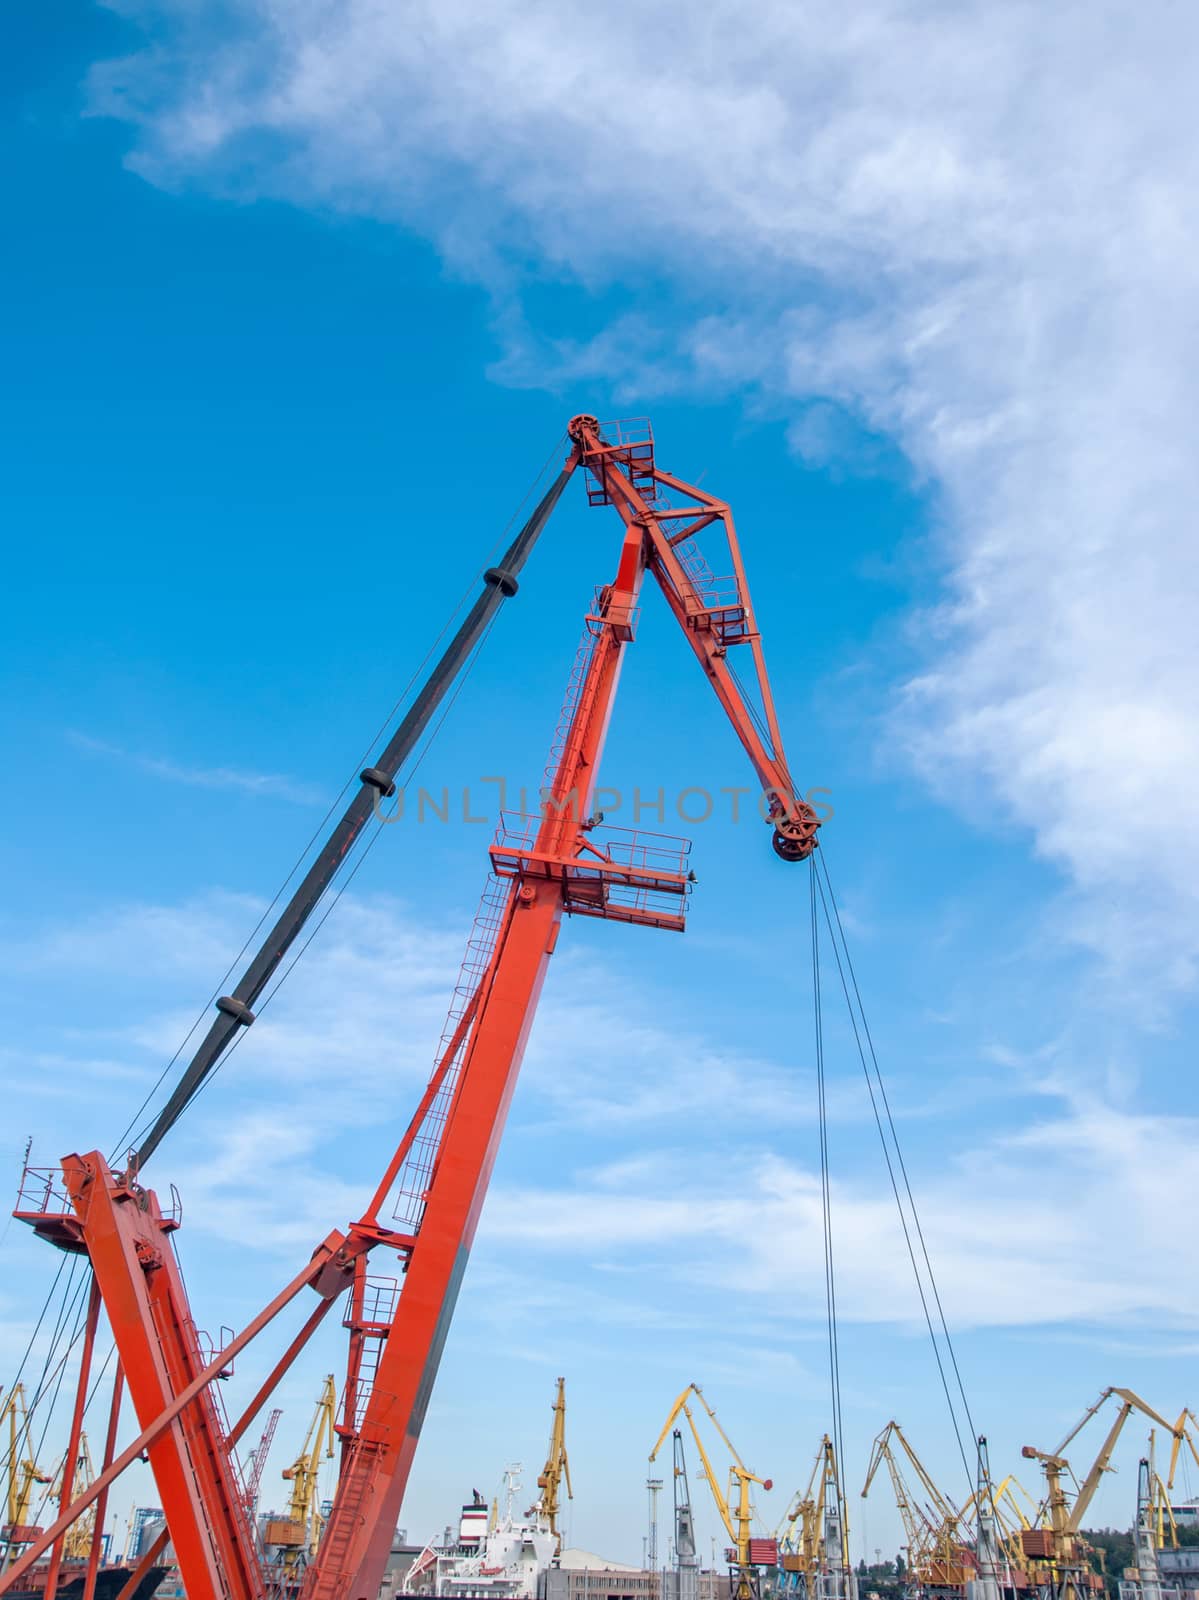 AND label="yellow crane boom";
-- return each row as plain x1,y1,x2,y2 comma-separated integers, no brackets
534,1377,573,1552
650,1385,772,1600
